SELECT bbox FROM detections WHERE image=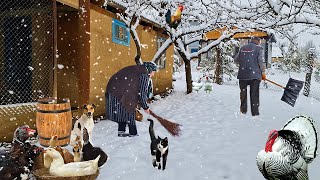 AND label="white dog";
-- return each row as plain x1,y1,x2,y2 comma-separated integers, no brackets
70,104,95,147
